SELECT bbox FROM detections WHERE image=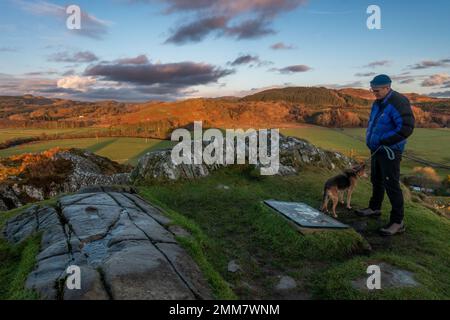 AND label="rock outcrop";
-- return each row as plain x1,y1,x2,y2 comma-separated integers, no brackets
2,186,212,300
131,135,354,184
0,148,131,211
